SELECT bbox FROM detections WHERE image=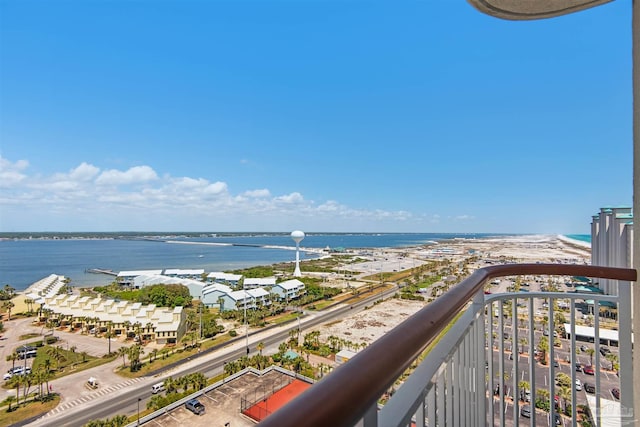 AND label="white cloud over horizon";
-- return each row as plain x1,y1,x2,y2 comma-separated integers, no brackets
0,157,446,232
